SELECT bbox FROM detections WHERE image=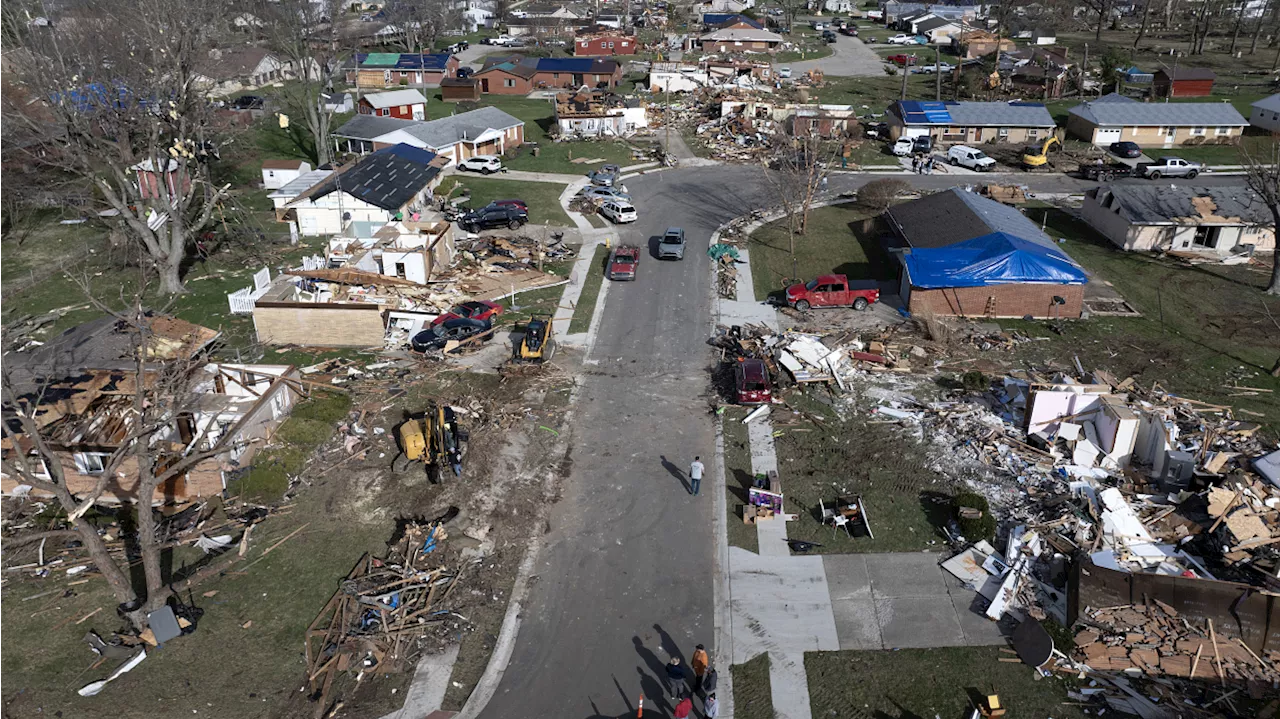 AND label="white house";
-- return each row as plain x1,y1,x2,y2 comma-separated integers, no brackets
261,159,313,190
1249,93,1280,134
555,92,649,137
332,107,526,166
285,144,446,236
1082,185,1275,257
327,218,456,285
269,169,333,211
823,0,855,12
649,63,710,92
